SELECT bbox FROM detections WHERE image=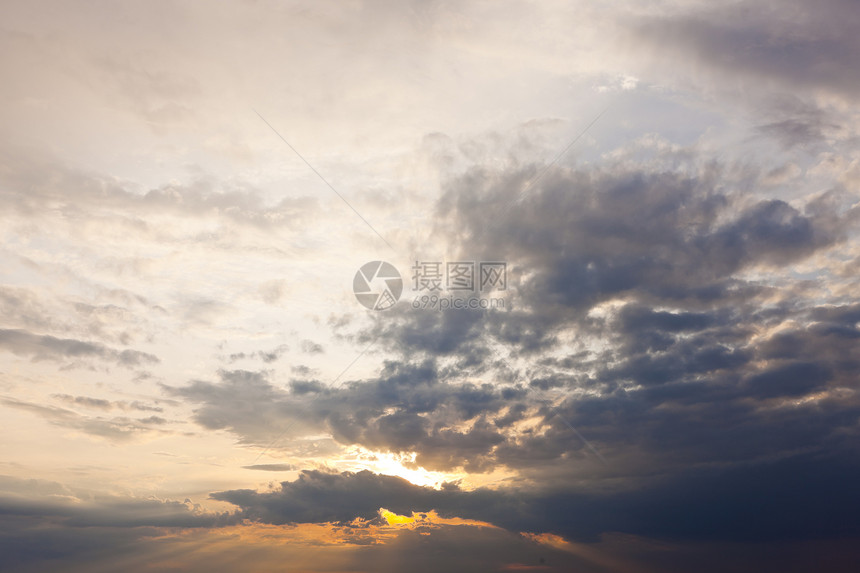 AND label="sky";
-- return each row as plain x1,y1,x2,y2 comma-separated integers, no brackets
1,0,860,571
